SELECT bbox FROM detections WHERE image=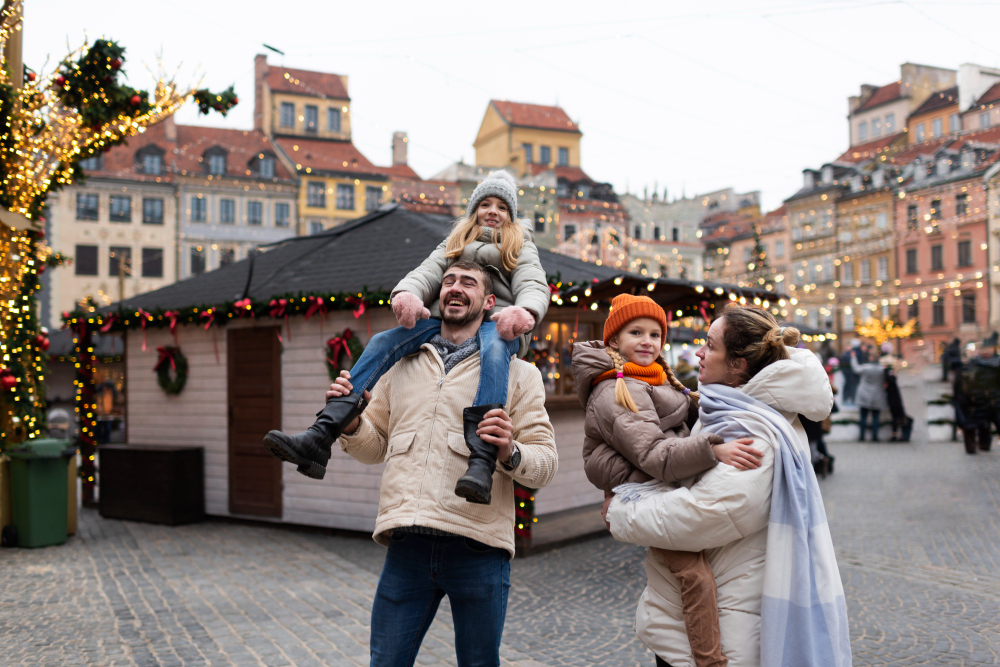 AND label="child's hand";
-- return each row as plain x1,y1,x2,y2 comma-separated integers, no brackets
491,306,535,340
391,291,430,329
712,438,764,470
